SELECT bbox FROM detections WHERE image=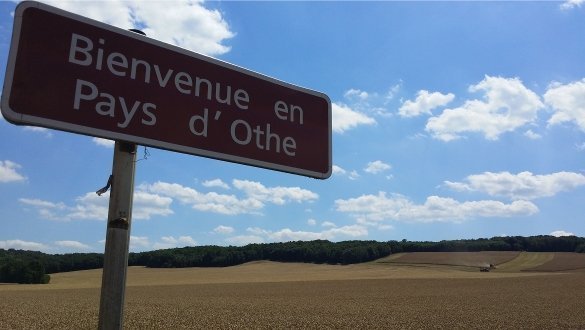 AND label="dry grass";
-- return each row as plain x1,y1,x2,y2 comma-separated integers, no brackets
1,253,585,329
